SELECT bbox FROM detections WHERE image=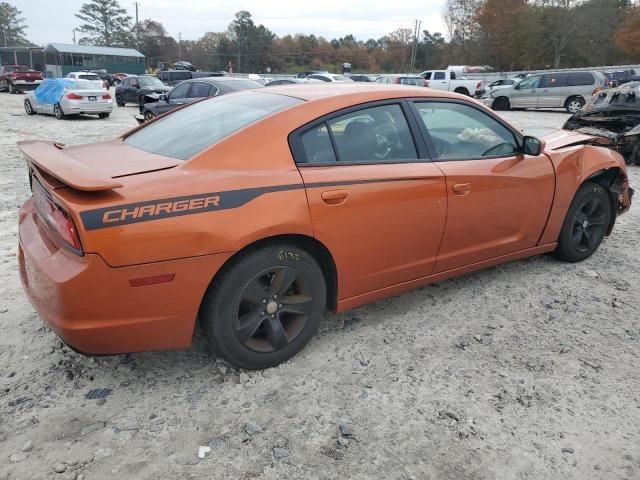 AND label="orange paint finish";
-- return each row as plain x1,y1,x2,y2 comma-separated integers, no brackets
16,84,633,355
